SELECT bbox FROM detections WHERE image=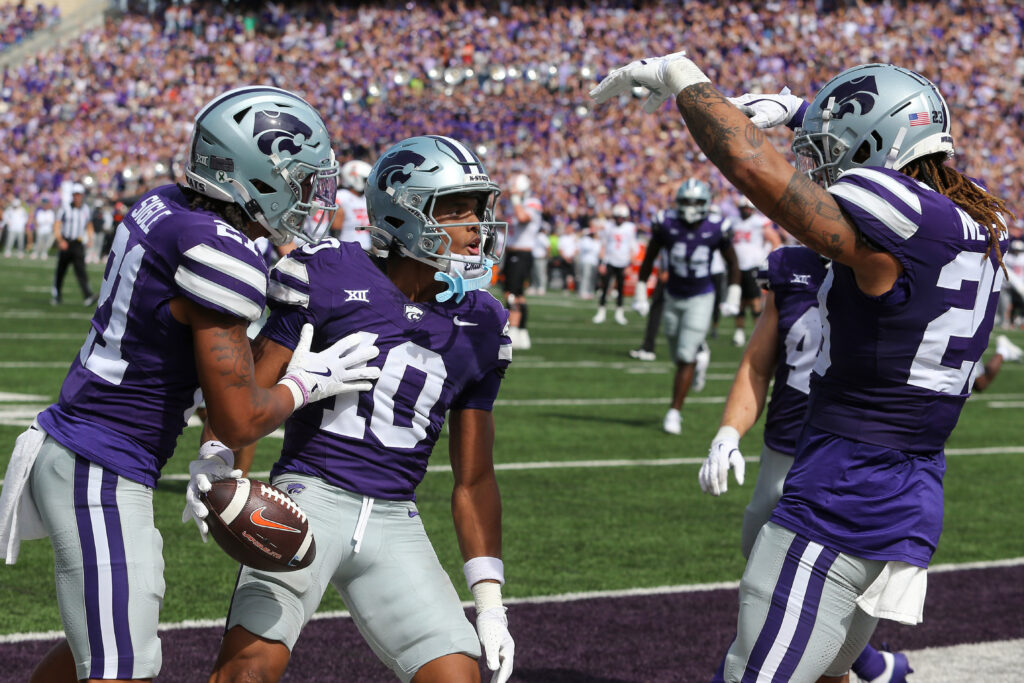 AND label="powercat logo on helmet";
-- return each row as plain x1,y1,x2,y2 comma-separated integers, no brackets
823,75,878,118
253,110,314,155
377,150,428,192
